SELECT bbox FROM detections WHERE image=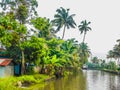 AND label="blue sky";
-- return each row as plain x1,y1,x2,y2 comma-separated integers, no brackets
37,0,120,59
